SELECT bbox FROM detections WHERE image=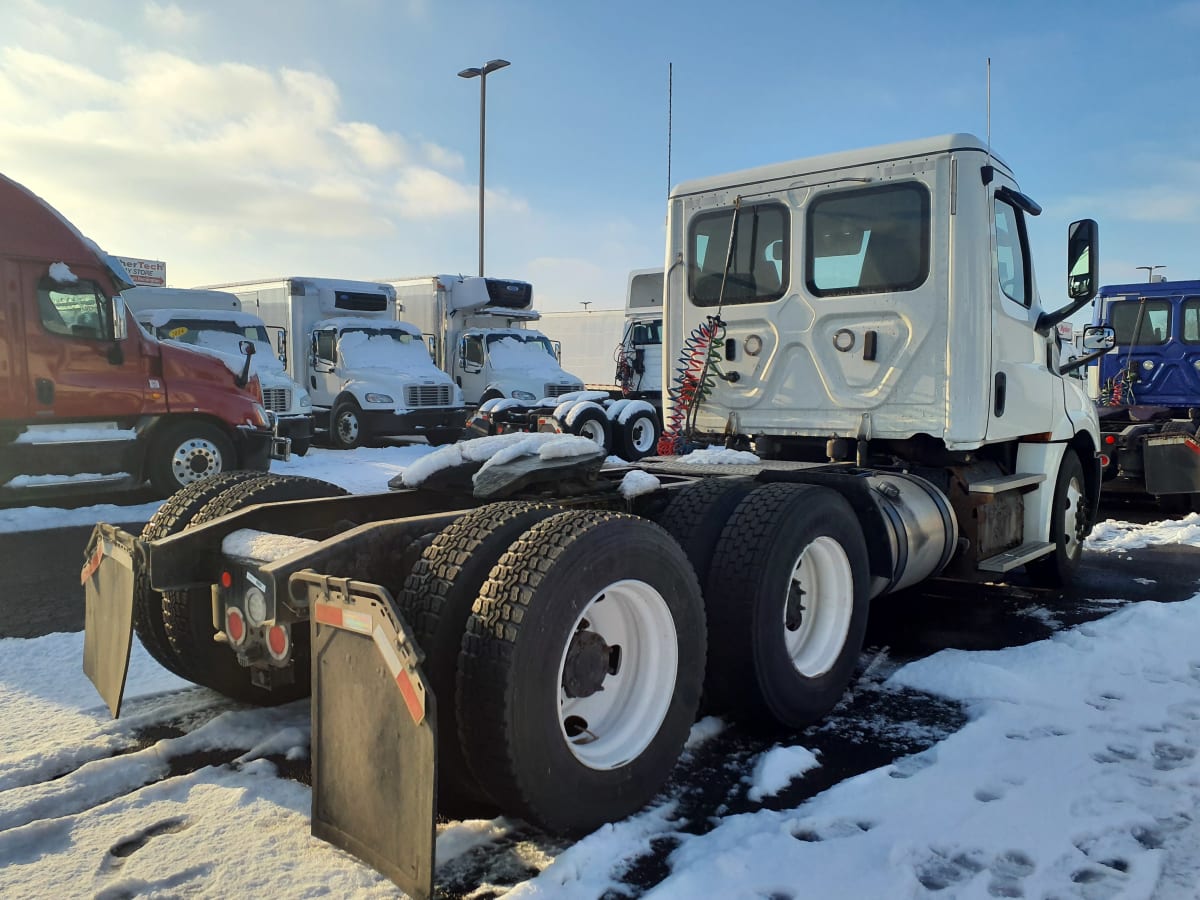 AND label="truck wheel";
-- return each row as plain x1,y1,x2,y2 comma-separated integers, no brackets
161,474,348,703
397,501,561,811
331,398,367,450
425,429,460,447
617,409,661,461
133,470,265,677
653,477,756,587
147,421,236,497
561,406,612,452
458,511,705,834
705,483,870,729
1026,448,1087,588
